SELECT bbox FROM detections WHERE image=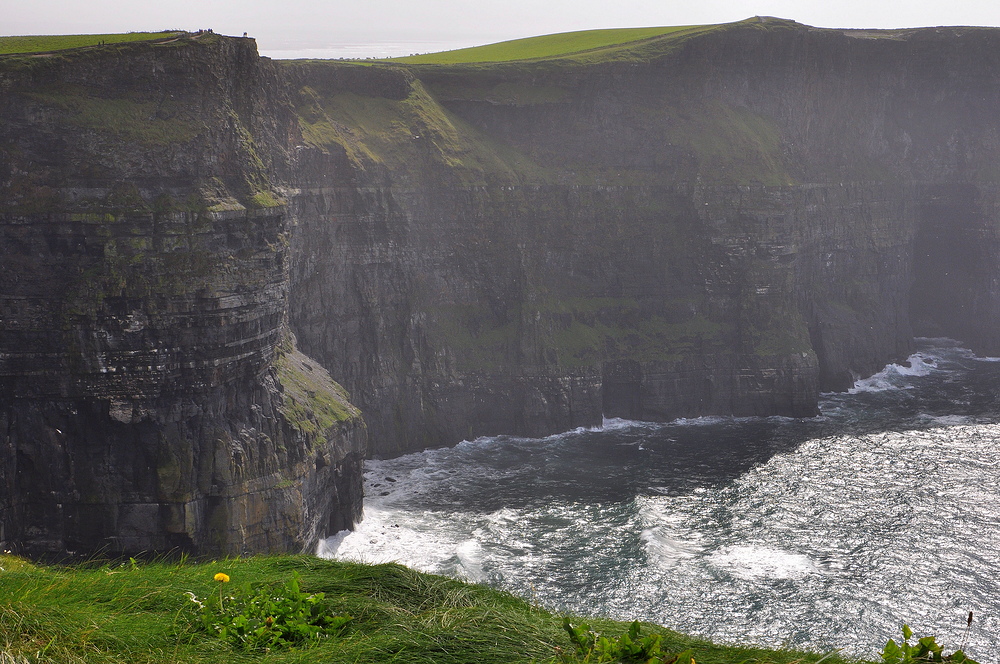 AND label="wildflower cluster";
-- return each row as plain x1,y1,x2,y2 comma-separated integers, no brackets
185,571,351,651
